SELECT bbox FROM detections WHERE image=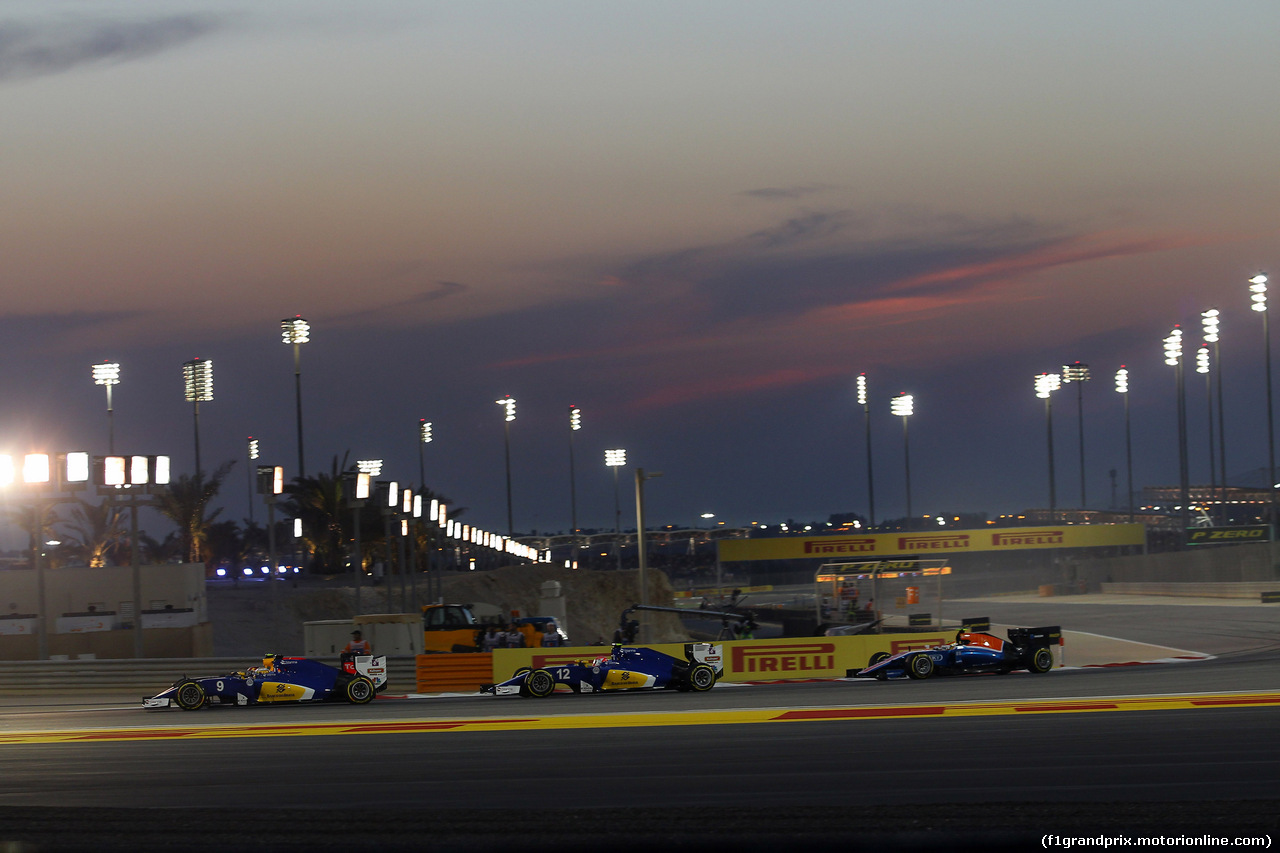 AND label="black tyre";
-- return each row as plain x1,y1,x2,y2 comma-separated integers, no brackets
512,666,532,678
524,668,556,698
175,680,206,711
906,654,934,679
345,676,375,704
868,651,890,667
1028,647,1054,674
686,663,717,692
